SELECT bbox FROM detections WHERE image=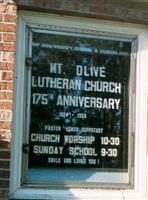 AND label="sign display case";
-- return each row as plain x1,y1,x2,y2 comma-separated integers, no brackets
28,30,131,173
